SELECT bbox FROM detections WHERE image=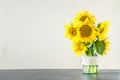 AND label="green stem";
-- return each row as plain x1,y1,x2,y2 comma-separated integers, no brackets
92,65,94,73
